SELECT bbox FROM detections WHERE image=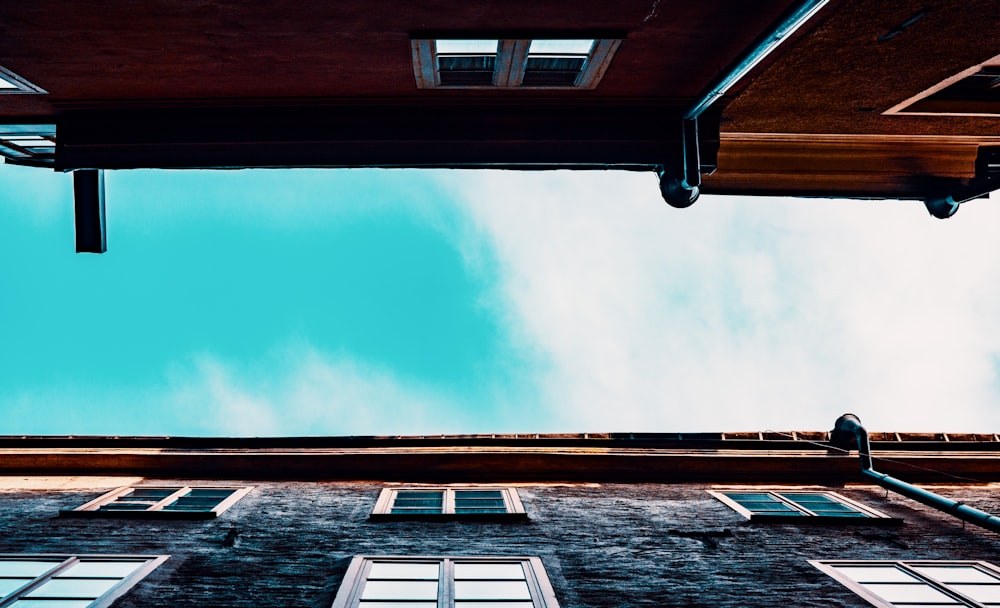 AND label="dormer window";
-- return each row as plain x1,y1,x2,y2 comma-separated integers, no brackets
411,37,621,89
